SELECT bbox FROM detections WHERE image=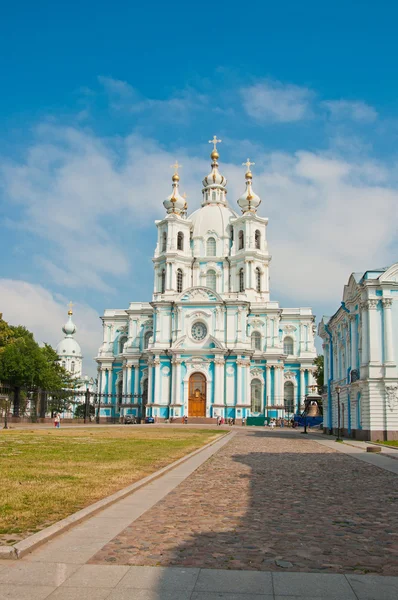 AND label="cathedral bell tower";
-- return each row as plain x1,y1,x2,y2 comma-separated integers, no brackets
230,160,271,301
153,162,192,299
